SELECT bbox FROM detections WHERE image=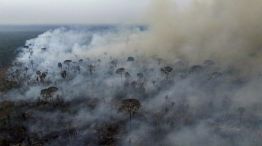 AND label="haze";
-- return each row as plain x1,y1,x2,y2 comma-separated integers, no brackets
0,0,151,25
0,0,190,25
